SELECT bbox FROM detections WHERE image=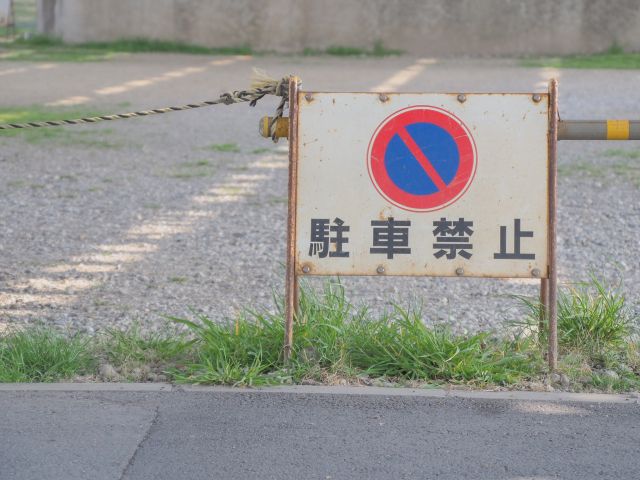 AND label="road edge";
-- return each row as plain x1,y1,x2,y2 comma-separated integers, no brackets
0,382,637,403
